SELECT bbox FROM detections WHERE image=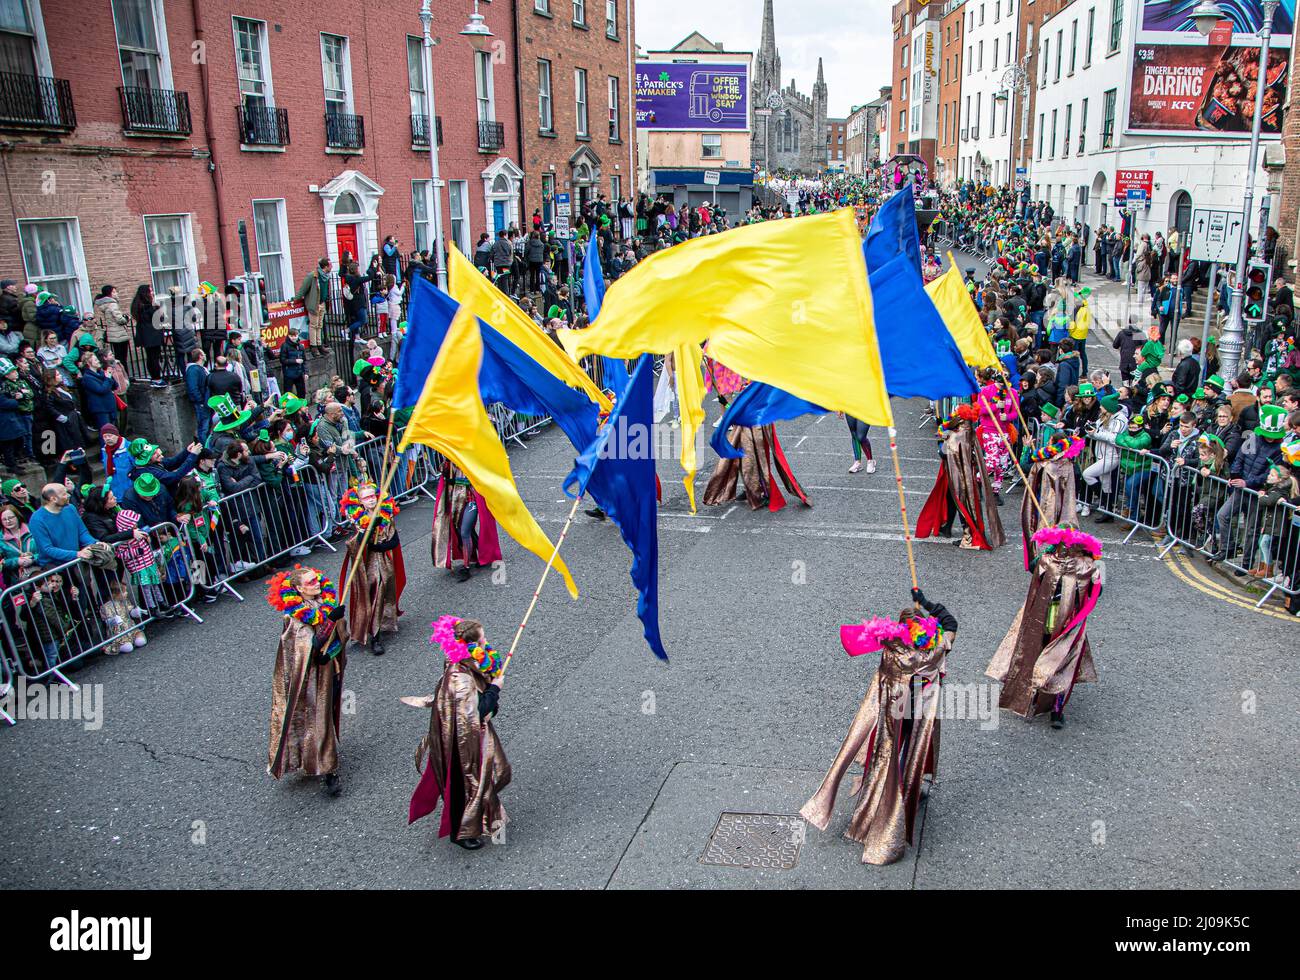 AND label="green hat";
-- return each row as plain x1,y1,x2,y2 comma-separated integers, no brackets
1129,414,1146,426
1193,387,1208,400
996,339,1011,355
1256,403,1287,439
1150,382,1171,400
1077,382,1097,398
279,393,309,416
547,304,563,319
75,334,98,349
1040,402,1060,419
1176,394,1190,404
207,393,251,433
1204,374,1226,391
352,358,374,378
1099,393,1122,414
1075,286,1092,300
36,290,52,305
0,357,15,375
1198,433,1226,450
132,473,162,498
127,437,159,467
1,478,22,495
